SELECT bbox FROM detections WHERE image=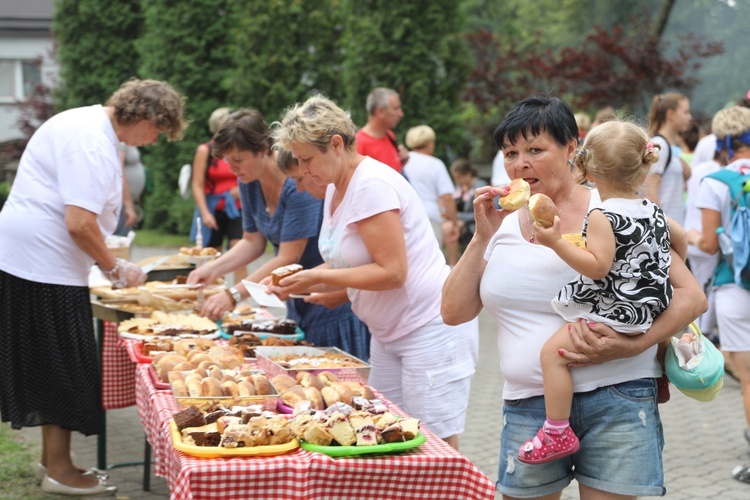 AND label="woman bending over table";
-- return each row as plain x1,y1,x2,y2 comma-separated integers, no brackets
441,94,706,498
270,95,479,450
187,109,370,361
0,79,187,497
